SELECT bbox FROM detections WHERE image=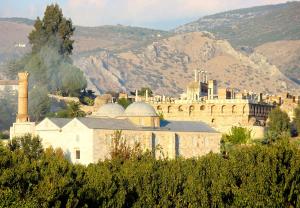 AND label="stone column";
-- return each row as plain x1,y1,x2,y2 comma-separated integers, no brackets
204,72,208,83
146,89,149,102
201,71,205,83
135,89,138,102
17,72,30,122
